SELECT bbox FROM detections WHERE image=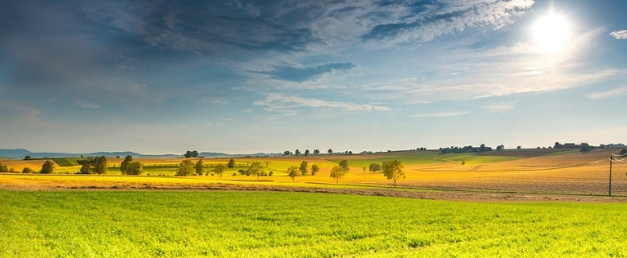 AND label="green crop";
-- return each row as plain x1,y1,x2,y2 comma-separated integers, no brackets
1,190,626,257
